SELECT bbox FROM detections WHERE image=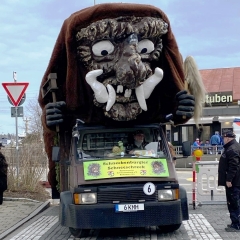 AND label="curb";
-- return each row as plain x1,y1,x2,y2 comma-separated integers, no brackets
3,197,42,203
0,200,50,240
175,168,192,171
